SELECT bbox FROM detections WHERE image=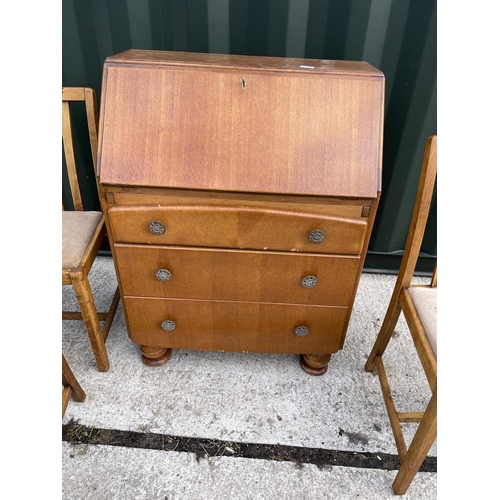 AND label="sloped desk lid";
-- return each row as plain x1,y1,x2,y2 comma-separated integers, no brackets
98,50,384,198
